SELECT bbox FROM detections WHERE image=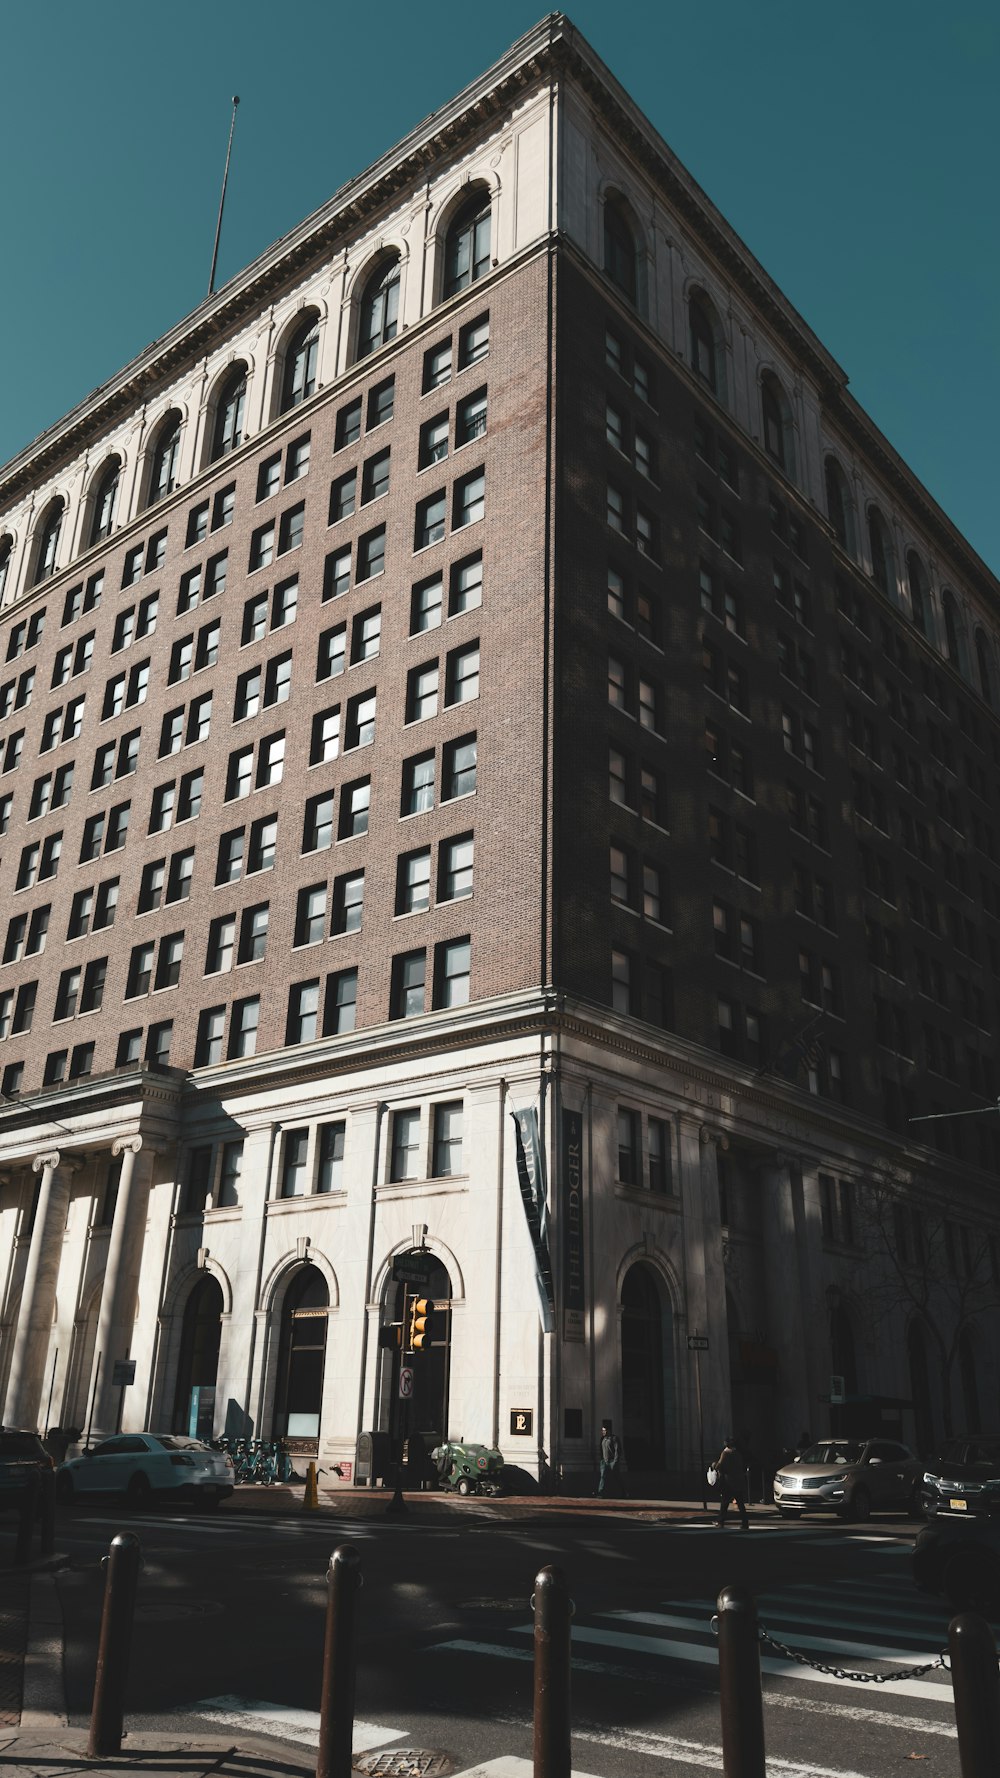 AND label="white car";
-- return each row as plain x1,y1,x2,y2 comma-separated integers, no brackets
58,1433,234,1509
